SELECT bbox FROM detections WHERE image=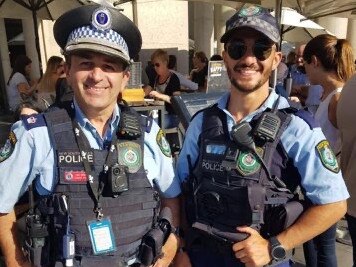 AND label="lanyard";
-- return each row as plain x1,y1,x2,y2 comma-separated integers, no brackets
72,120,117,220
